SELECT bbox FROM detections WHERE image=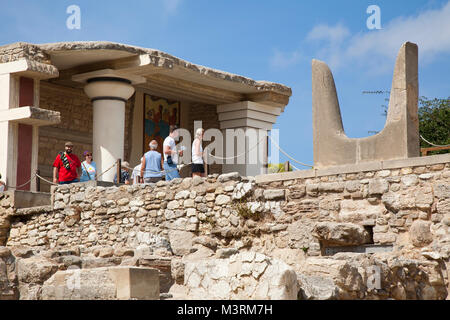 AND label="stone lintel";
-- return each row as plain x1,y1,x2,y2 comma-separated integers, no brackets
245,91,290,110
217,101,282,116
217,101,282,130
219,118,274,130
72,68,146,85
0,106,60,126
0,59,59,79
218,109,278,123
